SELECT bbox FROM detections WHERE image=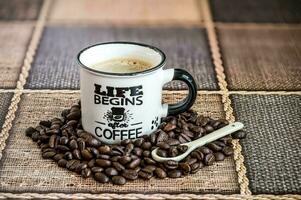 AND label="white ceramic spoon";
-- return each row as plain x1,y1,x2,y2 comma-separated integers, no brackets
151,122,244,162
